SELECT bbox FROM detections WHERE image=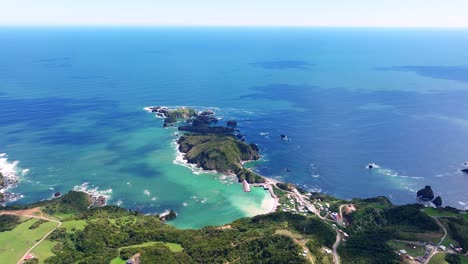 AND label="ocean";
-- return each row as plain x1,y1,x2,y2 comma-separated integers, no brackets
1,27,468,228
